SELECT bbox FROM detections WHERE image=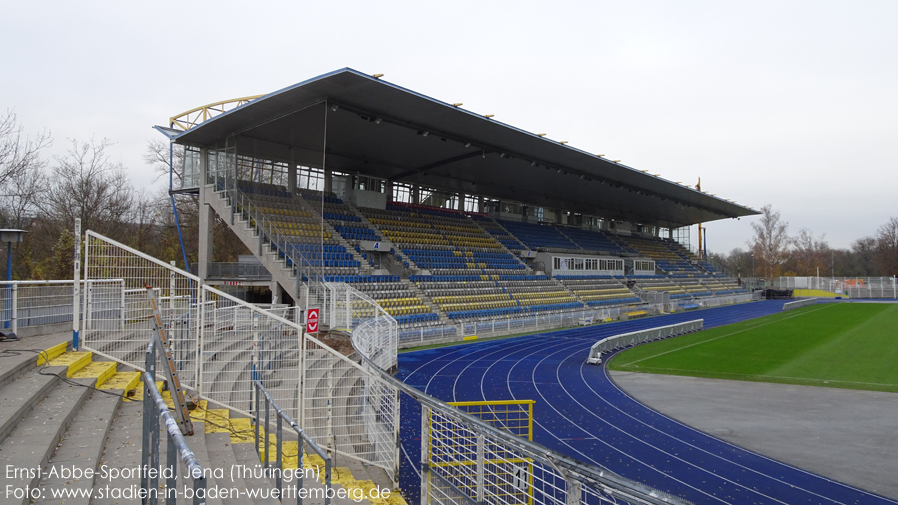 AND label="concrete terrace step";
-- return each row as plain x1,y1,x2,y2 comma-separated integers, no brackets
88,393,144,505
182,421,226,505
0,366,64,446
31,388,123,505
0,378,93,505
207,431,263,505
233,430,370,505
